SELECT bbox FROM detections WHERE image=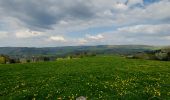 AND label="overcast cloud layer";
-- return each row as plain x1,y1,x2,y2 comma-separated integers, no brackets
0,0,170,47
